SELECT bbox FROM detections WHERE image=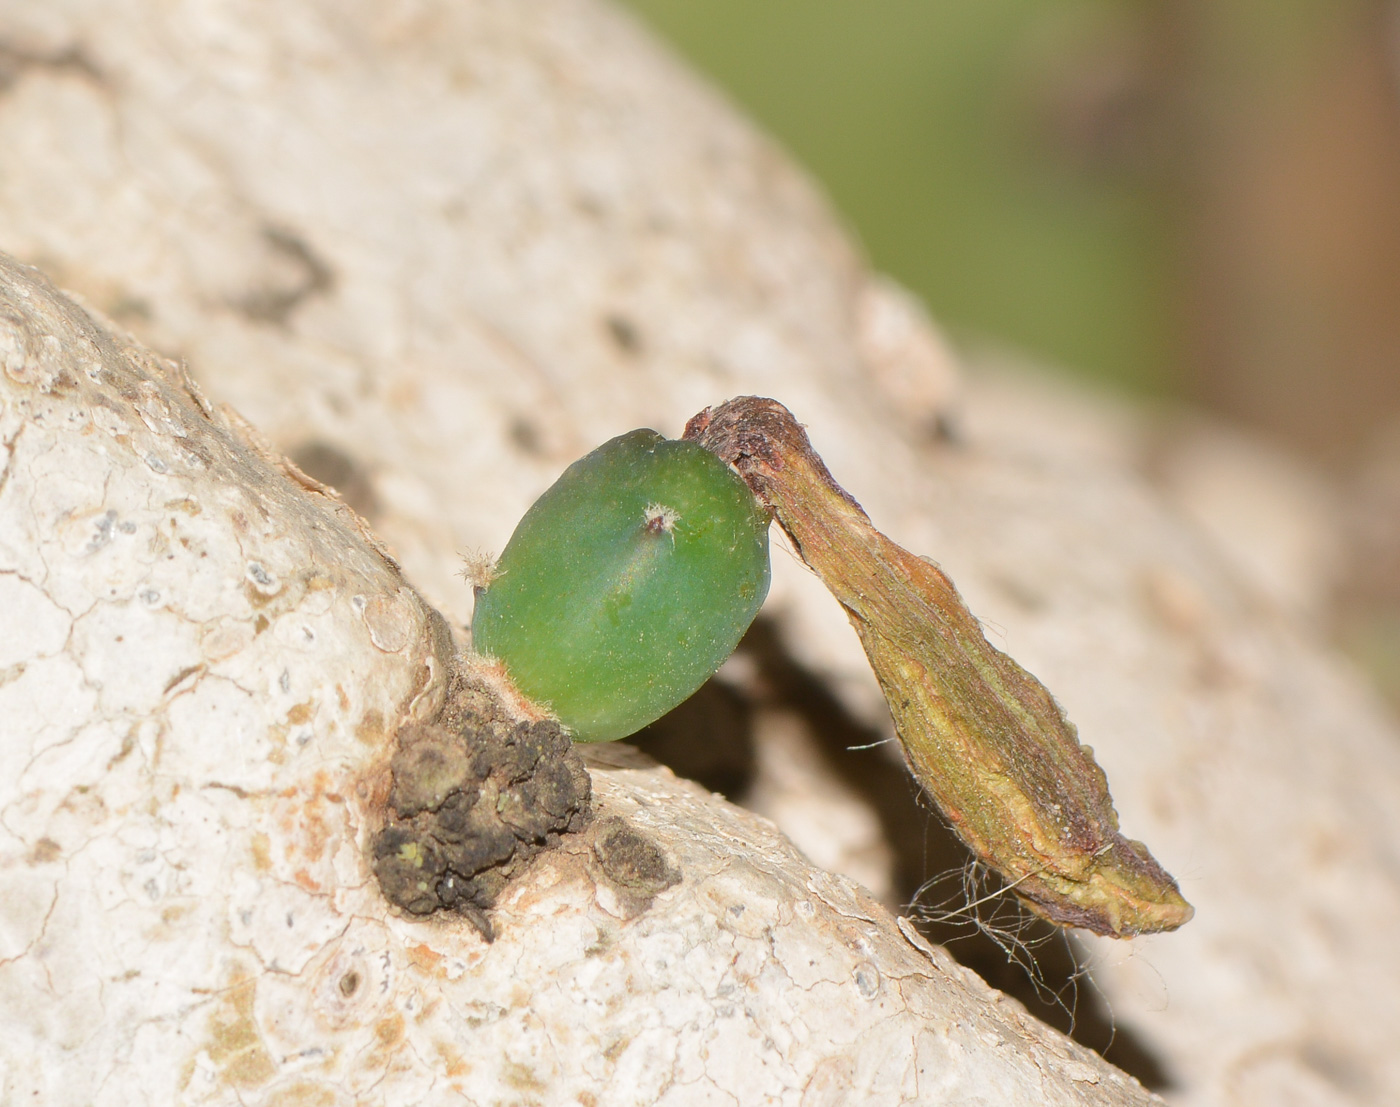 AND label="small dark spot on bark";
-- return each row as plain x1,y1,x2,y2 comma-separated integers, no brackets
44,369,79,395
930,409,962,445
370,673,591,939
30,837,61,864
162,664,202,694
989,569,1048,614
338,970,361,997
509,417,546,458
289,440,381,520
85,510,116,554
574,192,606,219
592,816,680,914
177,436,213,468
236,225,335,327
1298,1040,1371,1095
107,292,153,325
0,42,103,94
604,314,643,355
105,732,135,771
852,963,881,998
